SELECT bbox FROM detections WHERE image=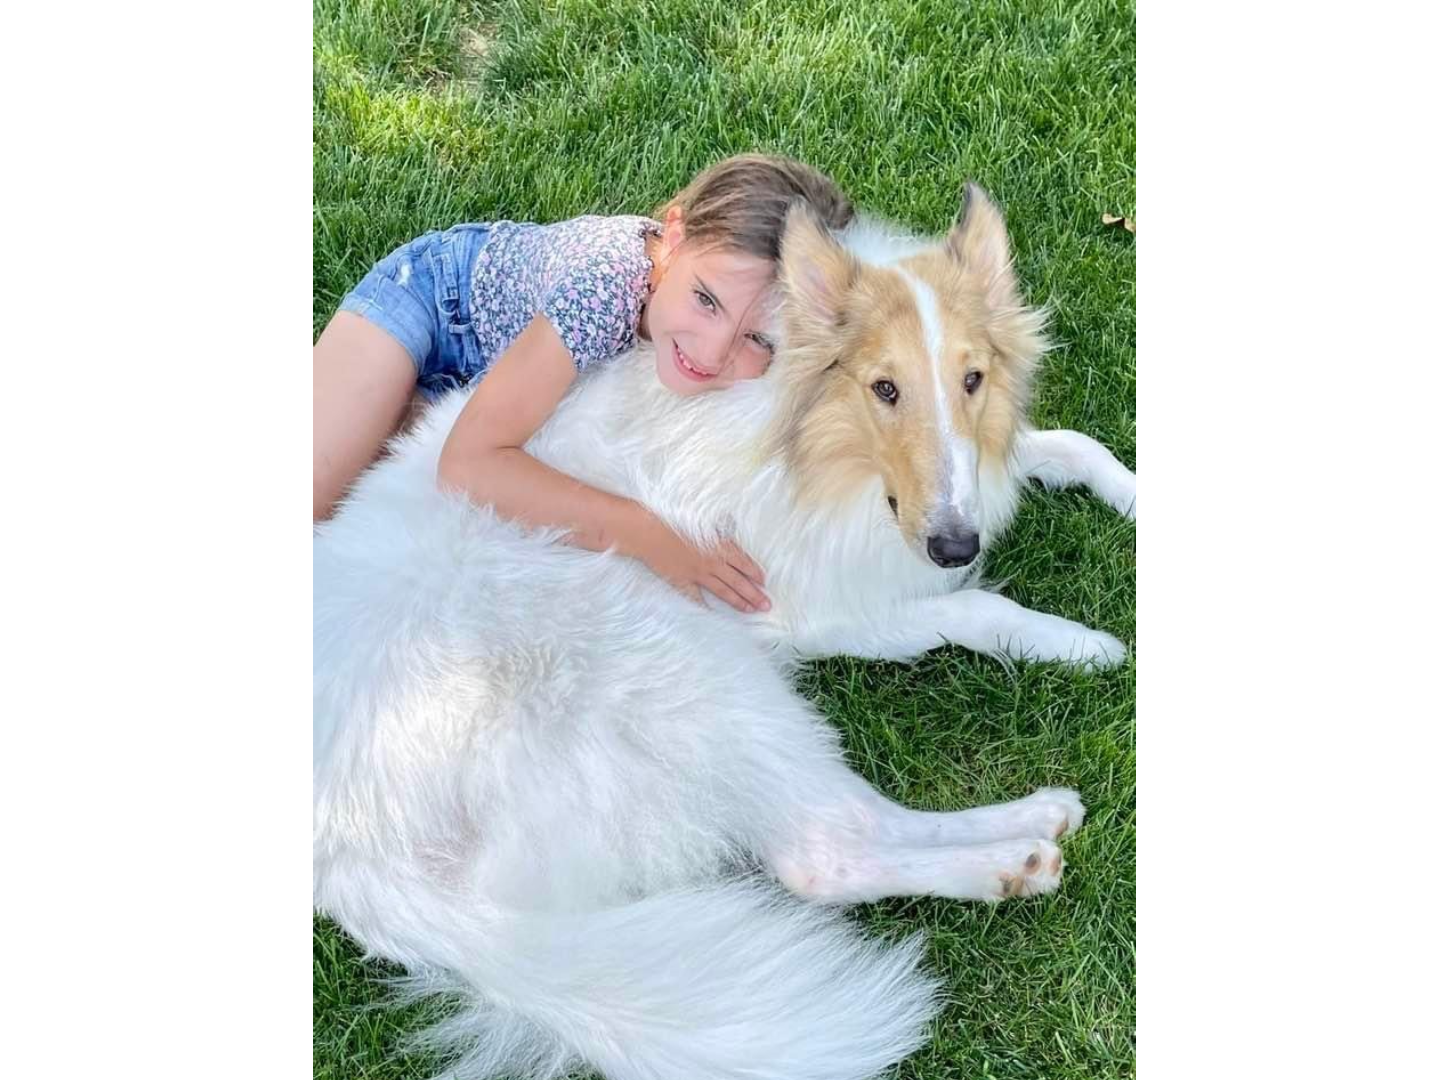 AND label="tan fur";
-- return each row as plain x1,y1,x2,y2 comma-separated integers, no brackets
768,186,1049,556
